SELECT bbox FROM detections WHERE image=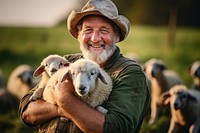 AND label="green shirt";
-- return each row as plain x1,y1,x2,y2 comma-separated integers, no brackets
18,47,150,133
